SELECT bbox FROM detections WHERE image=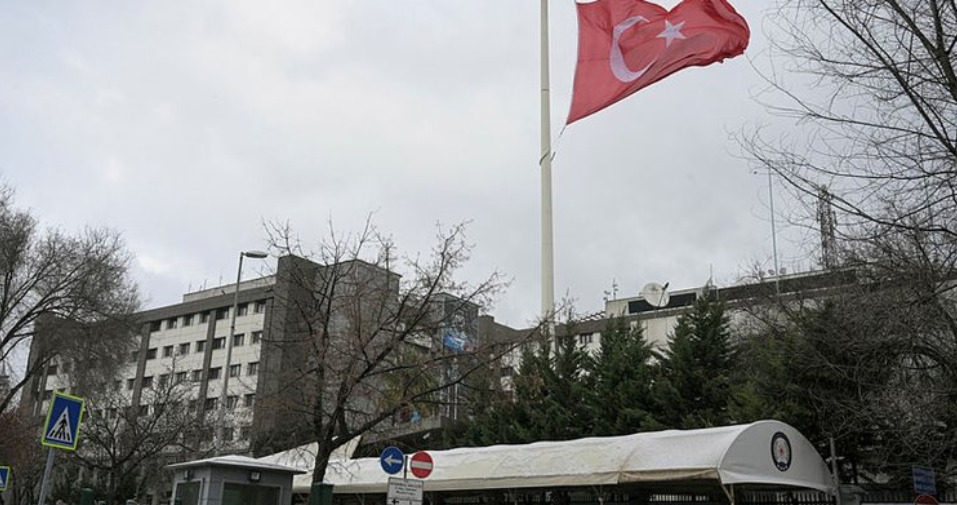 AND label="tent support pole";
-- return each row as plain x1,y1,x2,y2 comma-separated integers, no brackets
721,484,736,505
